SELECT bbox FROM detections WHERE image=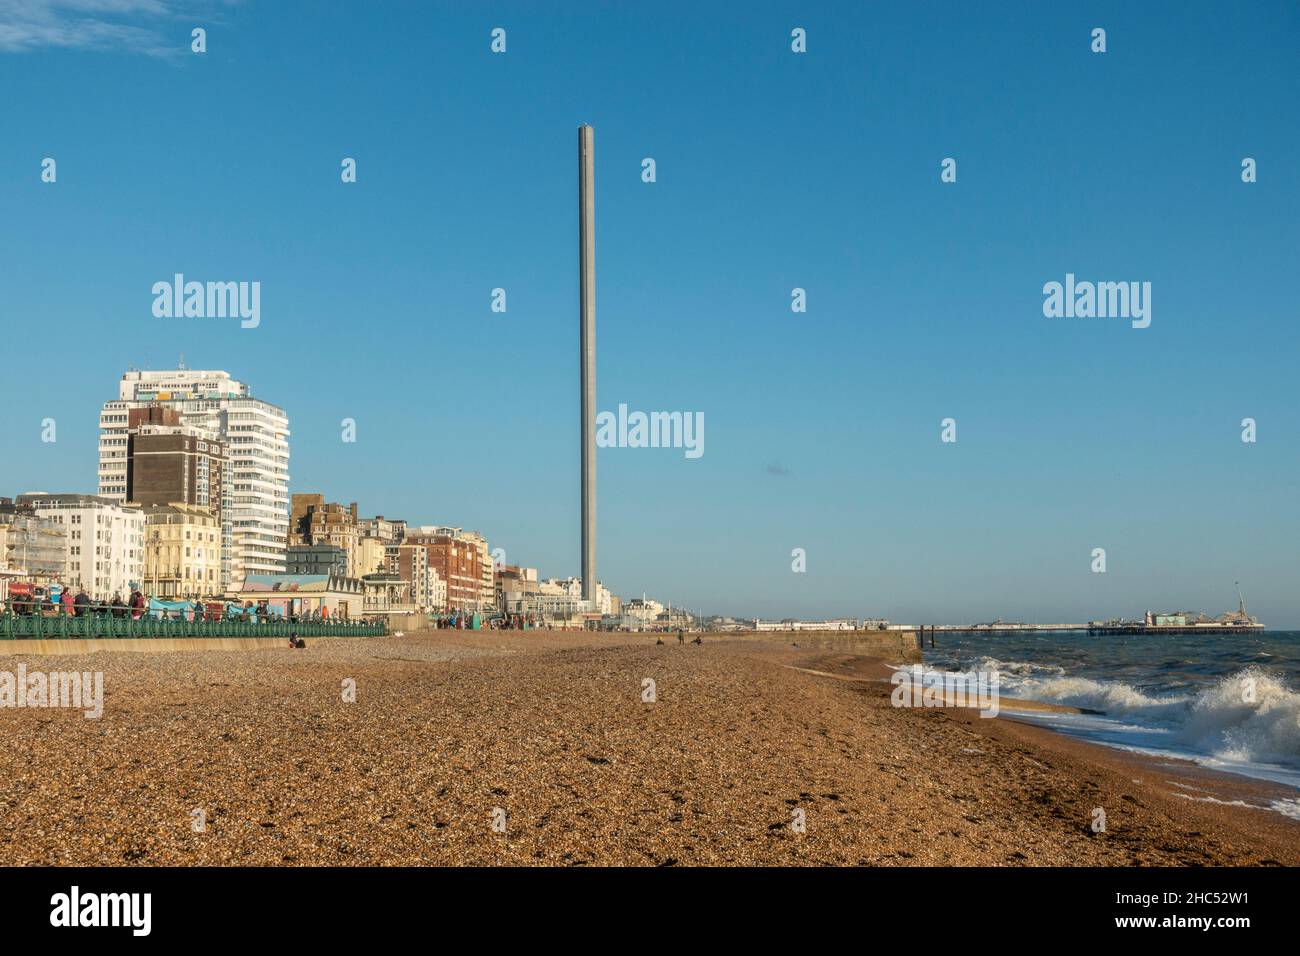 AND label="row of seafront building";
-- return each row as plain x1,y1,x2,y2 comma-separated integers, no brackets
1,365,688,628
